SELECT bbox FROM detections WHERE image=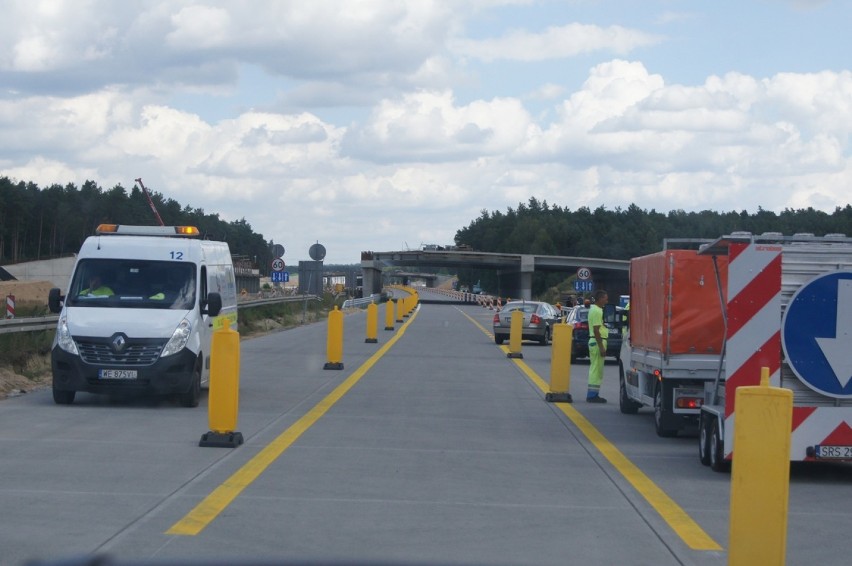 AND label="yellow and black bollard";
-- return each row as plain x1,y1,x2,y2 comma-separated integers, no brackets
384,299,394,331
324,306,344,370
506,309,523,359
728,367,792,566
200,326,243,447
365,303,379,344
546,323,573,402
395,298,404,323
